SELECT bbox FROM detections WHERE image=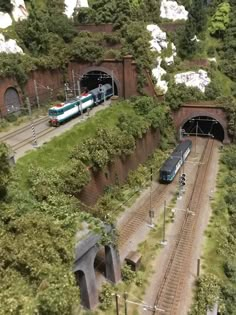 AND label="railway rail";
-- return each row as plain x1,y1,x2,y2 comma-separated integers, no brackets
11,126,55,151
0,116,56,152
118,183,170,248
152,138,214,315
0,116,49,142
